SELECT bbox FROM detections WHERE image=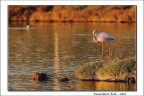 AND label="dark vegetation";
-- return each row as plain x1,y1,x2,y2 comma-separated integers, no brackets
9,5,136,23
